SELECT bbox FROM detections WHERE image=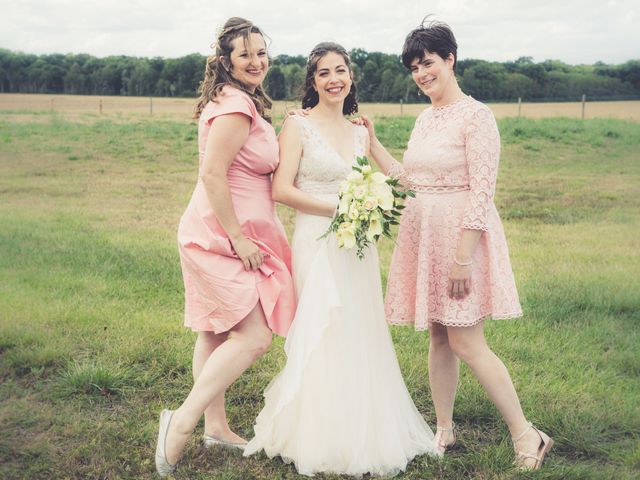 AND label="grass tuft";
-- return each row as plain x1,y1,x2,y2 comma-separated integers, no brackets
57,360,132,399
